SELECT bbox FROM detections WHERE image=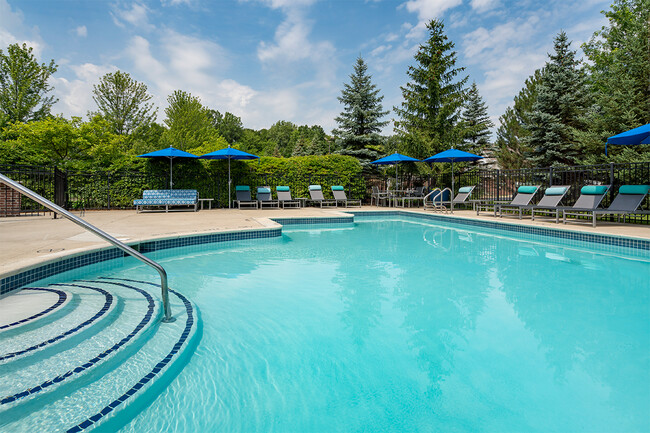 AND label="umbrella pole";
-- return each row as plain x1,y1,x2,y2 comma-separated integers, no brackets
170,157,173,190
451,160,454,213
228,158,231,209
